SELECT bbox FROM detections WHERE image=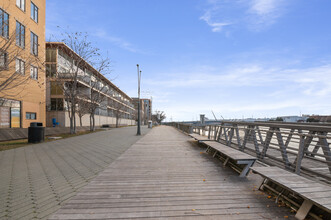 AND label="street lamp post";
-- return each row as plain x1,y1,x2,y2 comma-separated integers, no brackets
137,64,142,135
